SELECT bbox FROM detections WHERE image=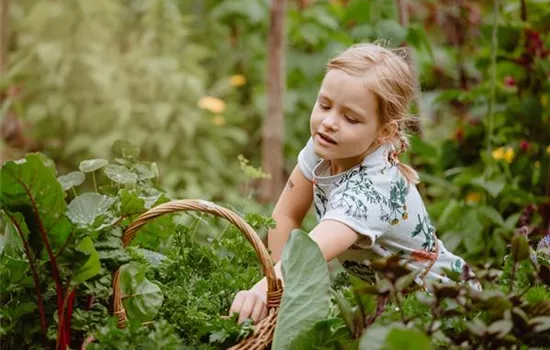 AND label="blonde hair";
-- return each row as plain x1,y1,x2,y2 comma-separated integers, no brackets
326,42,421,184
